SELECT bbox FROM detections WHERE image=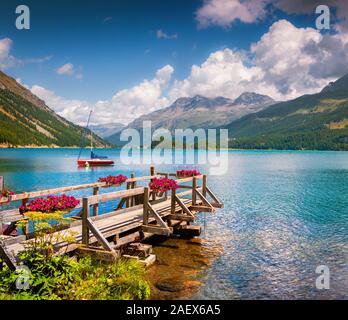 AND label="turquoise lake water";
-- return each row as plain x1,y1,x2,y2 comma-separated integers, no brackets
0,148,347,299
